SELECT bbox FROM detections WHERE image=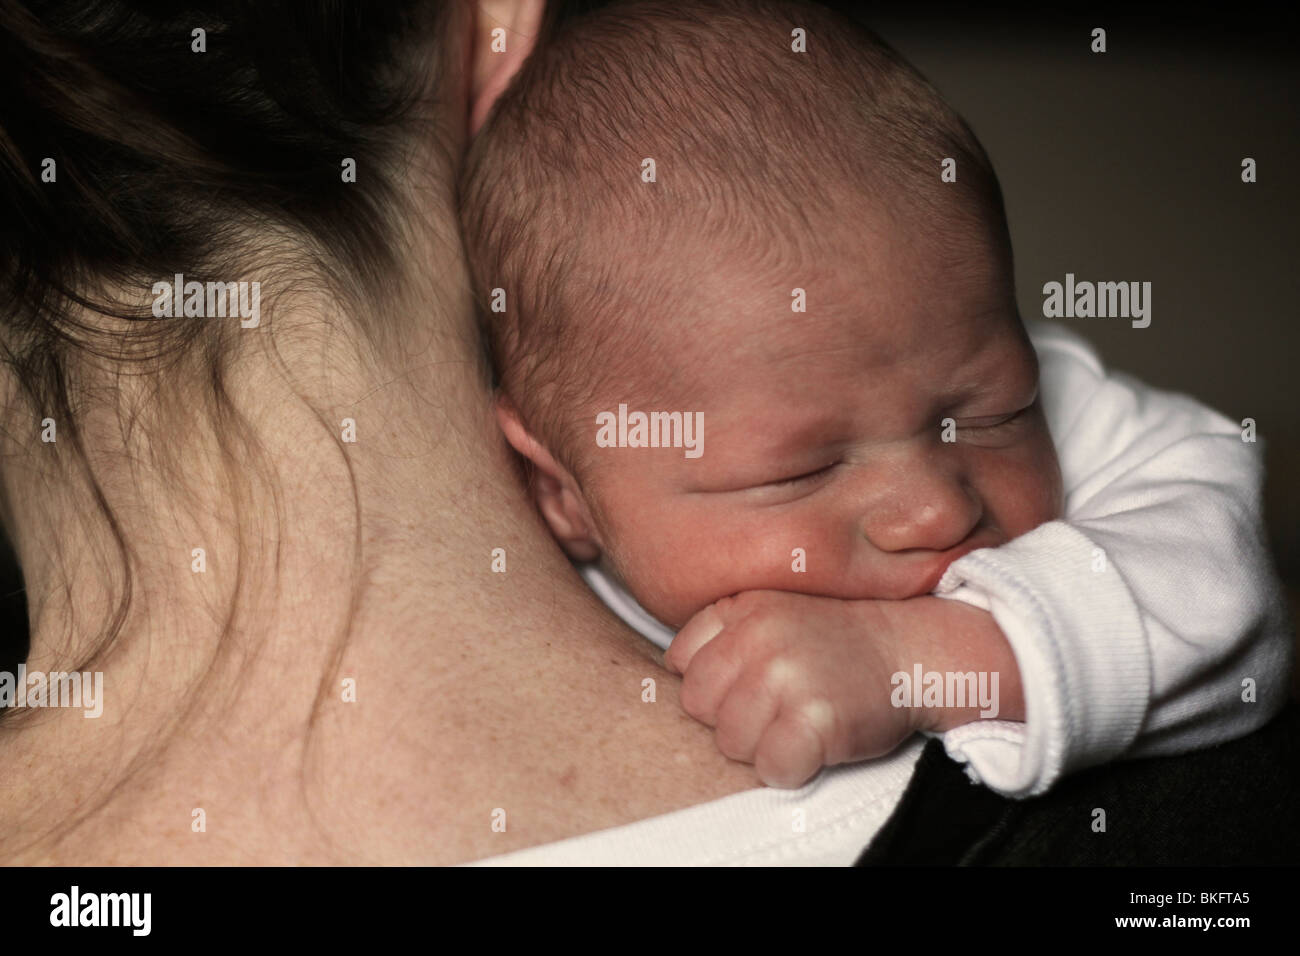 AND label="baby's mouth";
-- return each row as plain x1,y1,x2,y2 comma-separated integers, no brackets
912,530,1002,597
